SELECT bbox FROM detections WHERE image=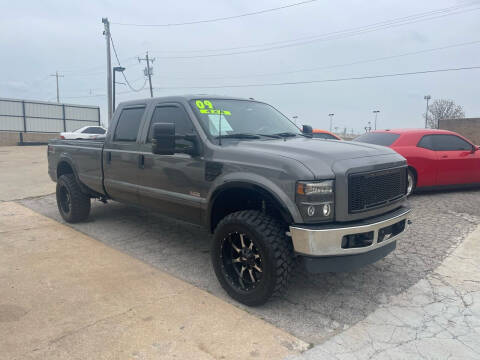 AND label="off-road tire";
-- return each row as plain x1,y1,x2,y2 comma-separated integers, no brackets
56,174,91,223
211,210,294,306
